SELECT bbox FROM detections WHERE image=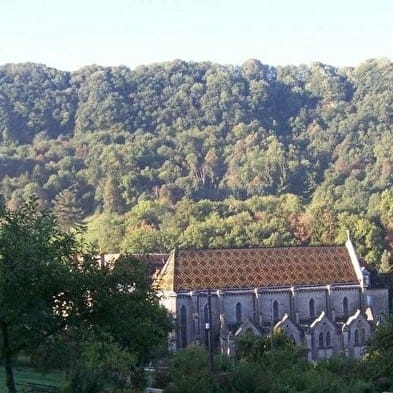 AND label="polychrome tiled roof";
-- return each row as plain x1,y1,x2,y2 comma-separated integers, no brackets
155,246,359,291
